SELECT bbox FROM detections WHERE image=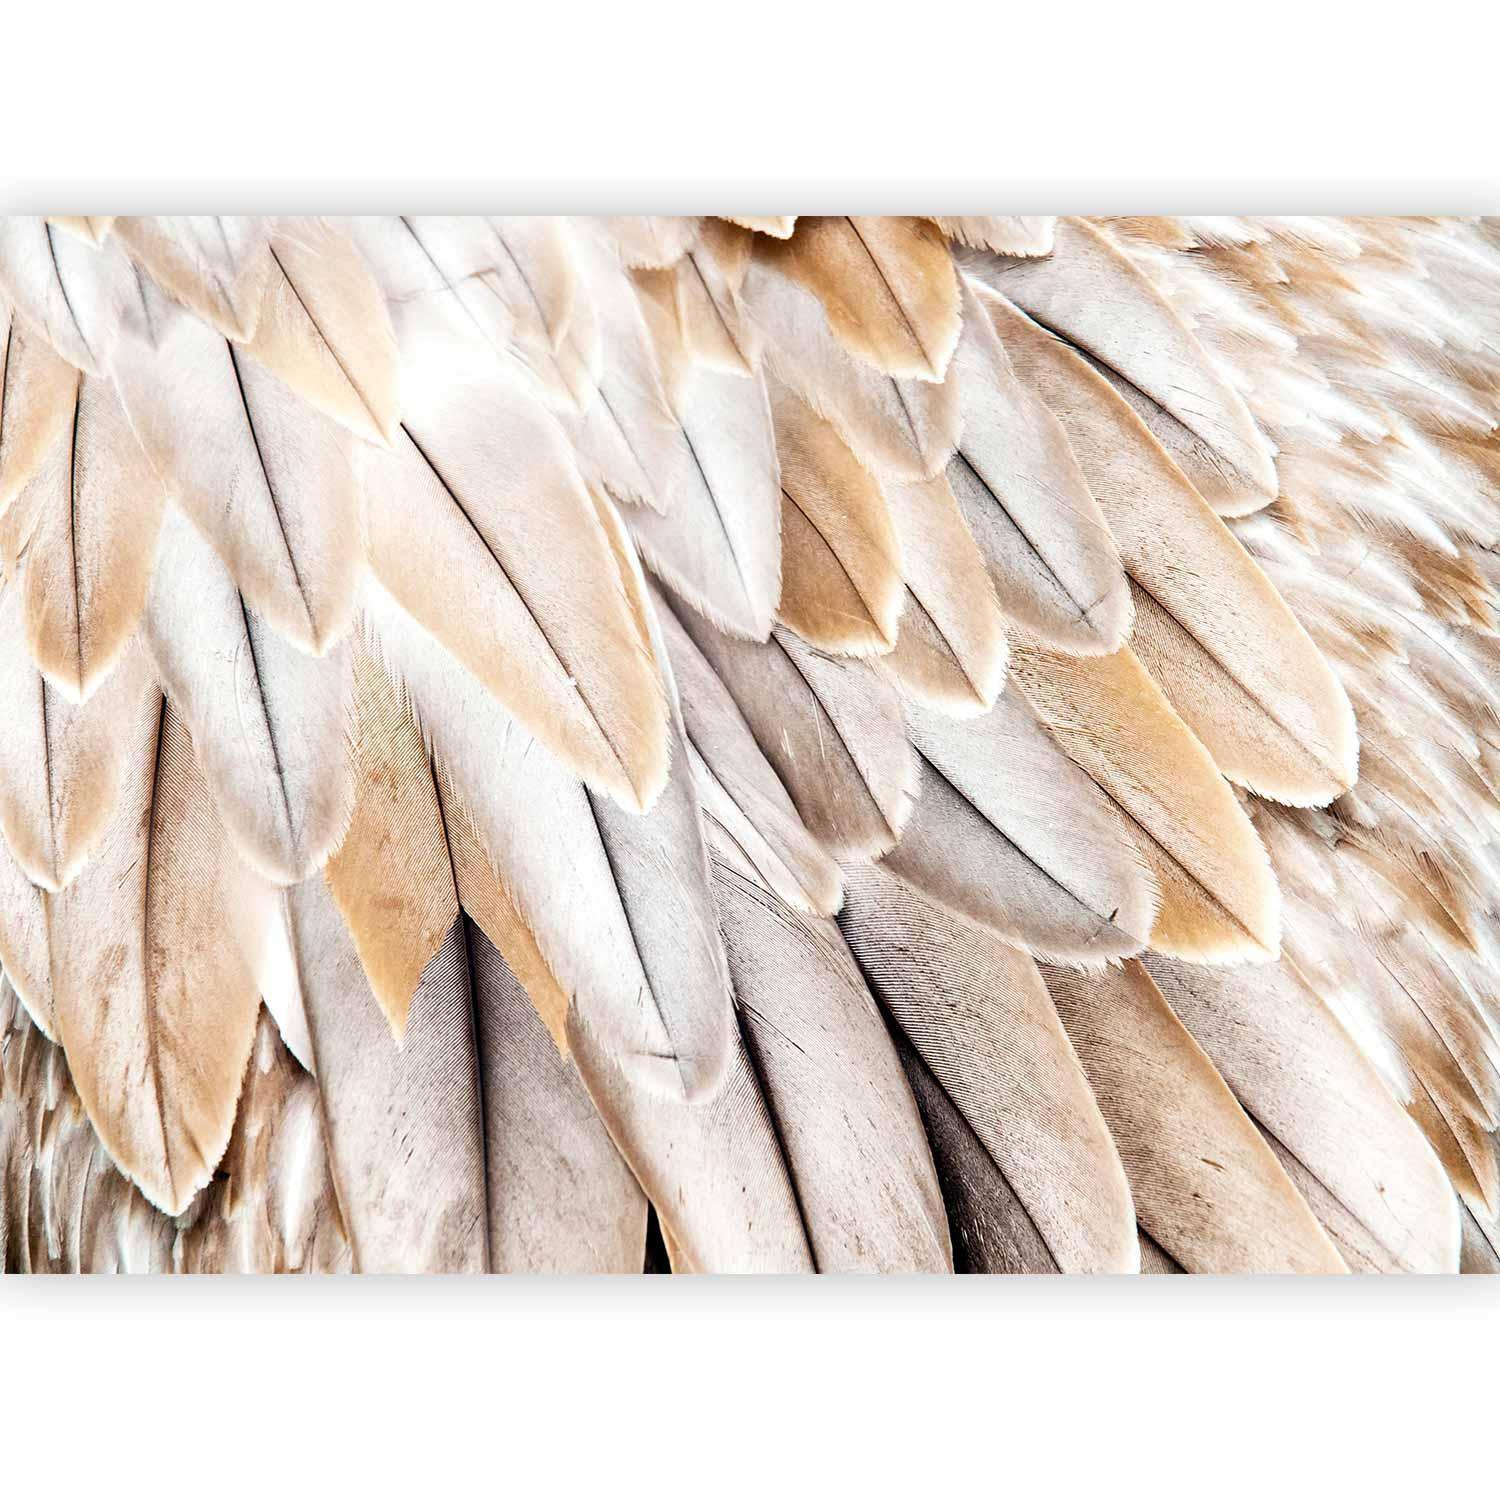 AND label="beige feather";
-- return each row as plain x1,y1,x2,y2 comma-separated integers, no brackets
760,217,961,382
1043,959,1347,1274
988,289,1357,807
46,217,116,247
0,311,79,516
242,217,401,446
1011,640,1283,964
143,507,354,885
740,246,961,480
601,216,699,269
881,472,1009,716
841,862,1139,1273
1144,954,1460,1273
0,593,155,894
45,695,270,1216
9,373,164,699
668,595,917,859
653,584,843,917
722,216,797,239
949,281,1132,654
362,340,669,813
0,838,51,1040
932,217,1056,257
114,215,274,340
0,218,133,375
884,694,1158,964
323,646,457,1039
646,225,762,377
111,288,361,655
970,216,1279,516
771,377,903,655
